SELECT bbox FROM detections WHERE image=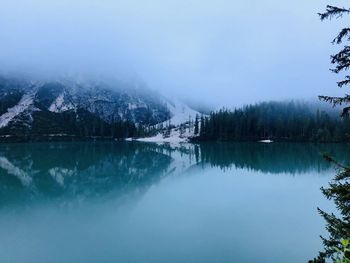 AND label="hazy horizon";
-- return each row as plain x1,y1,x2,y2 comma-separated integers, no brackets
0,0,348,108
